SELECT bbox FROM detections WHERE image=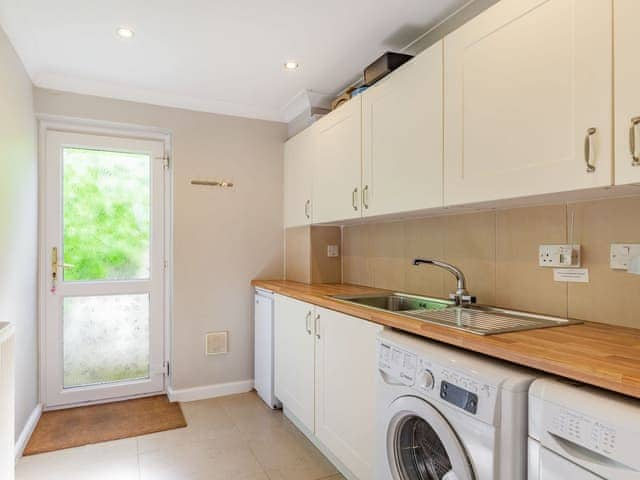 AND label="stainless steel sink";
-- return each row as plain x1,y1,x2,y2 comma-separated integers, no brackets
330,293,582,335
331,293,452,312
